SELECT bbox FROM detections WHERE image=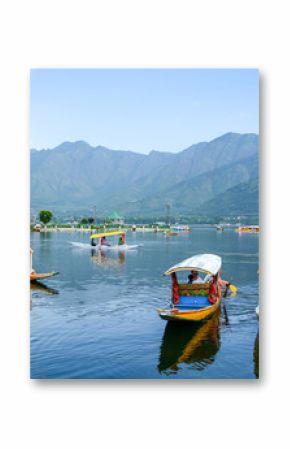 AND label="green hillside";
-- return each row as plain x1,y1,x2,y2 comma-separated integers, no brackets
30,132,259,217
197,178,259,216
